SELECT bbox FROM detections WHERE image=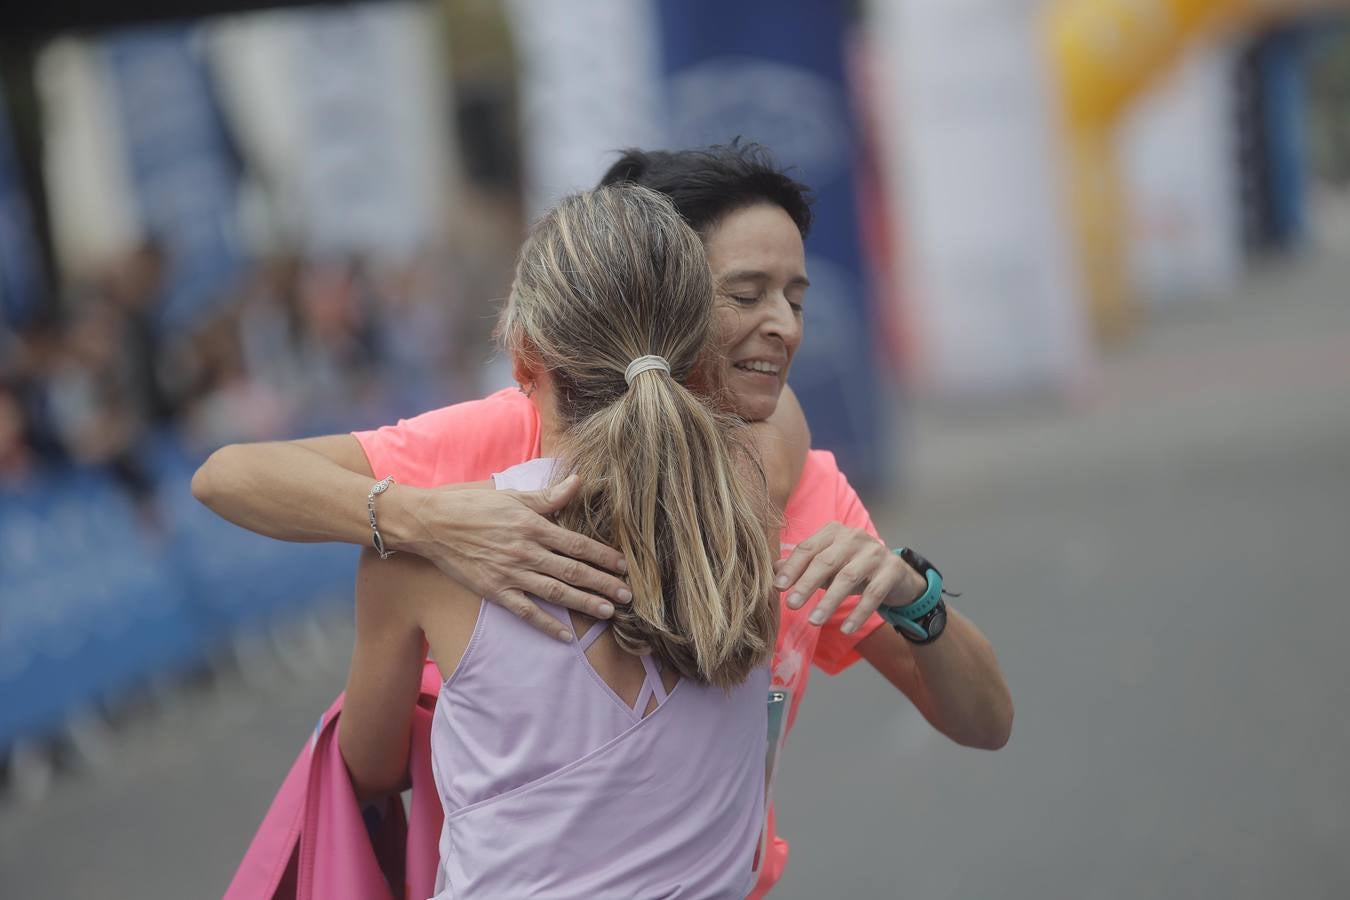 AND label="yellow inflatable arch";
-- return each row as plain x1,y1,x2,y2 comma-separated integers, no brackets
1045,0,1334,339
